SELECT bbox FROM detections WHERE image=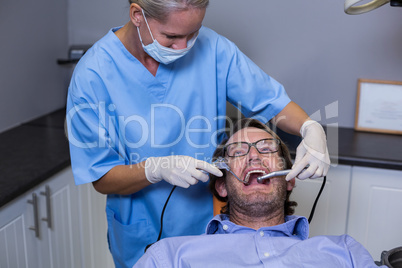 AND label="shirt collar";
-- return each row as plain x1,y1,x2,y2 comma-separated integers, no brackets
205,214,309,240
